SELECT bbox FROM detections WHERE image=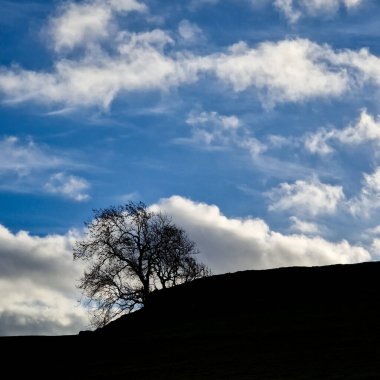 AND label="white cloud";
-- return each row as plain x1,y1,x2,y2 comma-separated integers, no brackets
178,20,203,43
107,0,147,12
117,29,175,52
365,225,380,236
50,2,111,52
0,225,88,335
303,0,364,13
267,134,291,148
348,167,380,217
45,172,90,201
152,196,370,273
267,178,345,216
4,14,380,110
49,0,147,52
240,137,267,157
0,29,191,109
271,167,380,220
304,128,335,155
274,0,365,23
208,39,348,104
274,0,301,23
0,136,63,176
370,238,380,258
0,136,90,200
177,110,267,156
305,110,380,155
336,110,380,145
178,111,241,148
187,111,240,130
289,216,321,234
